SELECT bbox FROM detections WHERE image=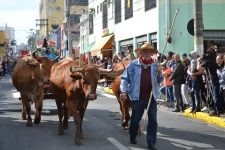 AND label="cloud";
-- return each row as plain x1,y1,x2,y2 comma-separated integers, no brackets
0,0,39,44
0,0,39,11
